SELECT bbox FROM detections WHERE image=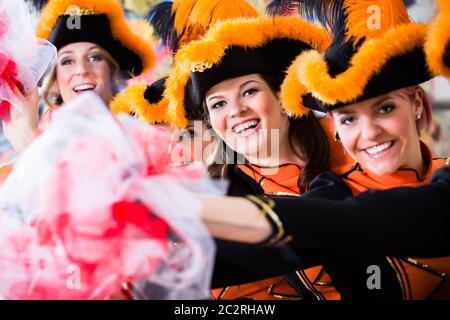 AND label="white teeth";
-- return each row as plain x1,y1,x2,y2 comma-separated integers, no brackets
365,141,393,155
74,84,95,92
233,120,259,134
